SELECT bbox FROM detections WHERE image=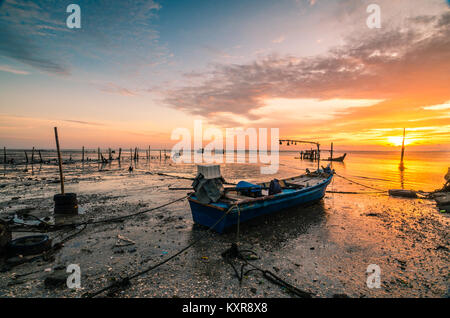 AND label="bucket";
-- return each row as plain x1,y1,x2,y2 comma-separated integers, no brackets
54,193,78,215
